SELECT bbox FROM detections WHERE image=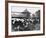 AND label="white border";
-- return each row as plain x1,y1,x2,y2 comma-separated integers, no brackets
8,3,43,35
